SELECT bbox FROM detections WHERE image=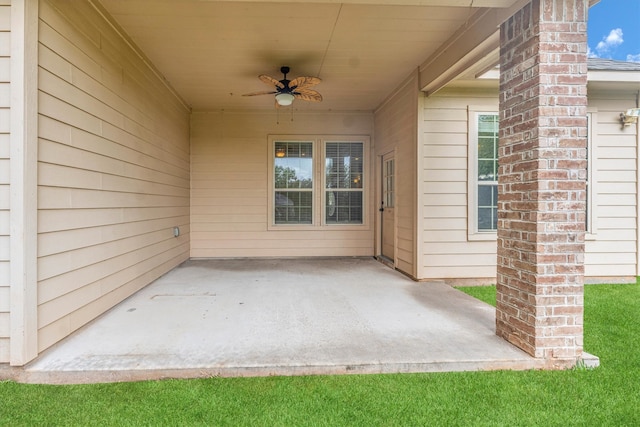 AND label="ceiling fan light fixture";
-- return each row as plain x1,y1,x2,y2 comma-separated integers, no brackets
275,92,295,106
243,67,321,107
